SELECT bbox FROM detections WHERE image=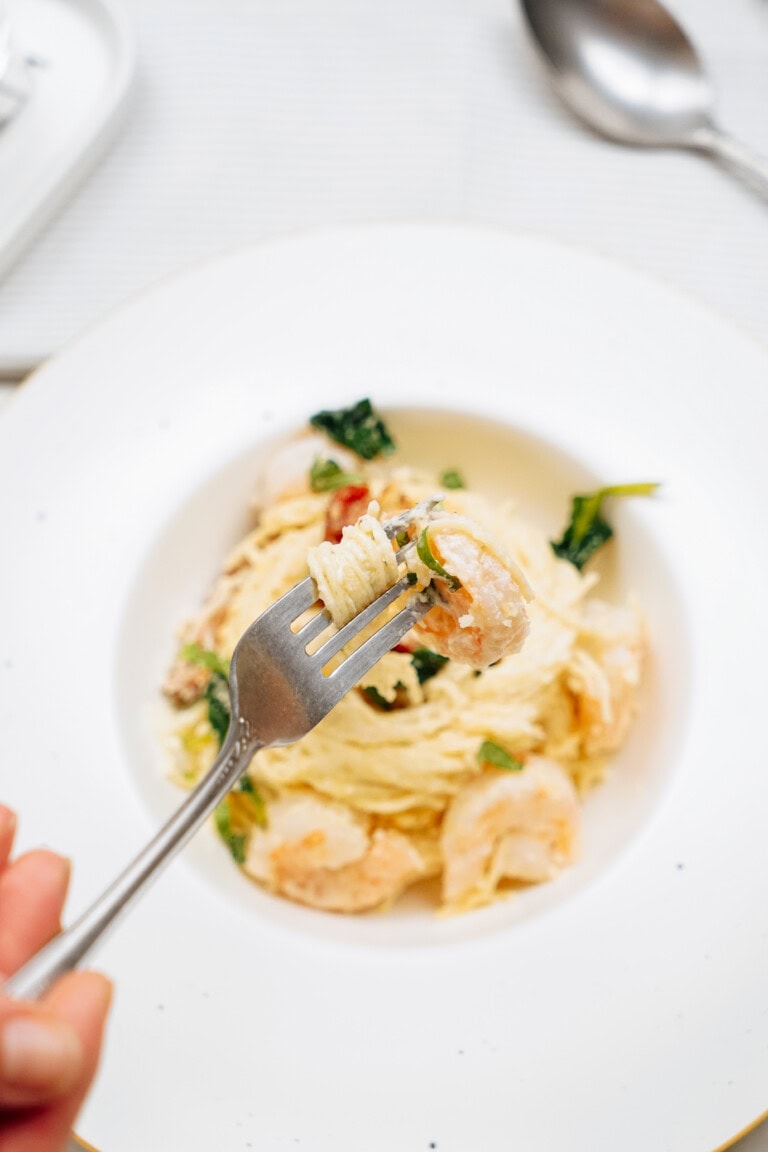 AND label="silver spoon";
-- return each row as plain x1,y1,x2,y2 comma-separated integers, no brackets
520,0,768,200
